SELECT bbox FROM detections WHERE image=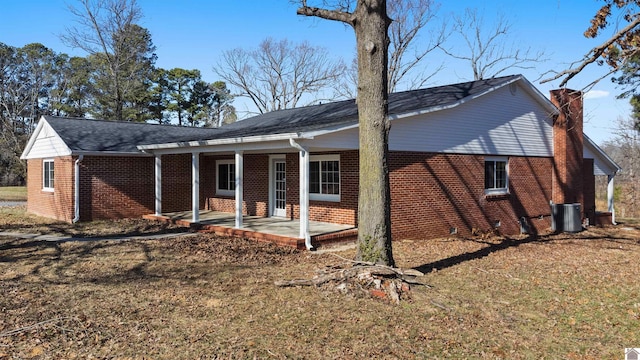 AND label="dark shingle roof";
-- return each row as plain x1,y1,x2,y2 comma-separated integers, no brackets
207,74,521,139
44,116,223,153
44,75,522,153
